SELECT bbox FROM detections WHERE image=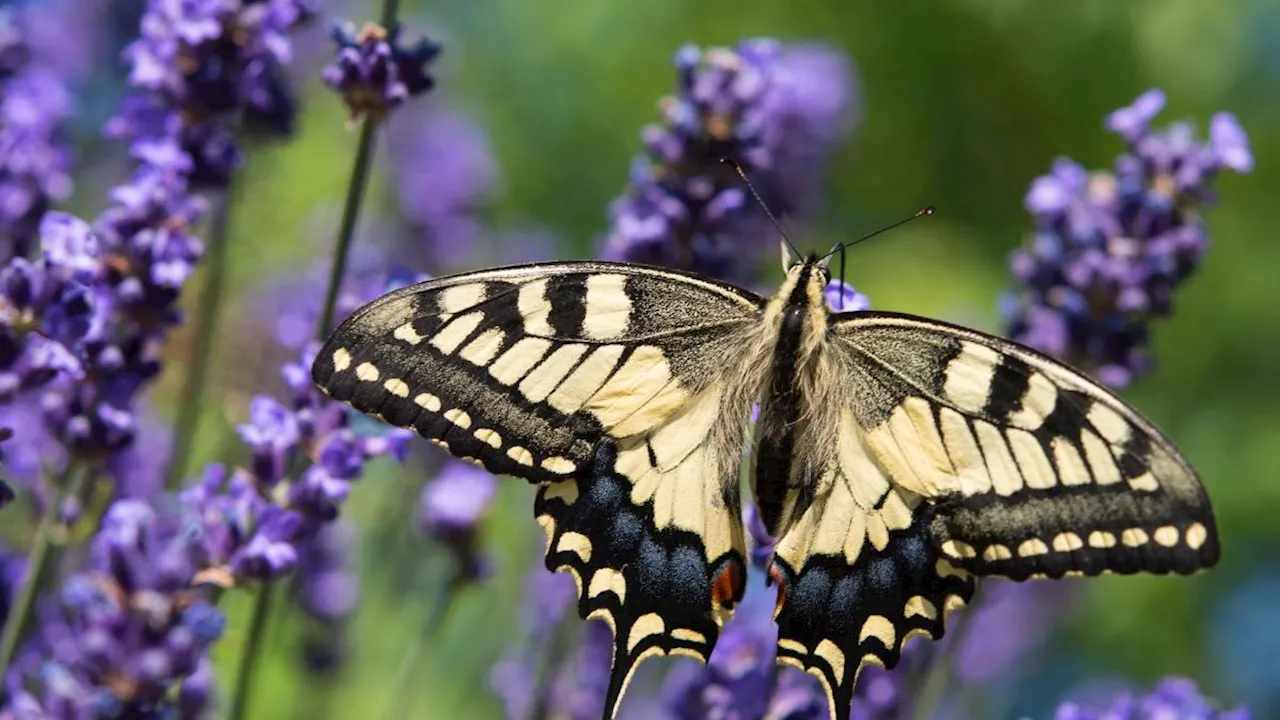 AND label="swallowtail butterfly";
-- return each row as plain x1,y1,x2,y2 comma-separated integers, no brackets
312,250,1218,720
